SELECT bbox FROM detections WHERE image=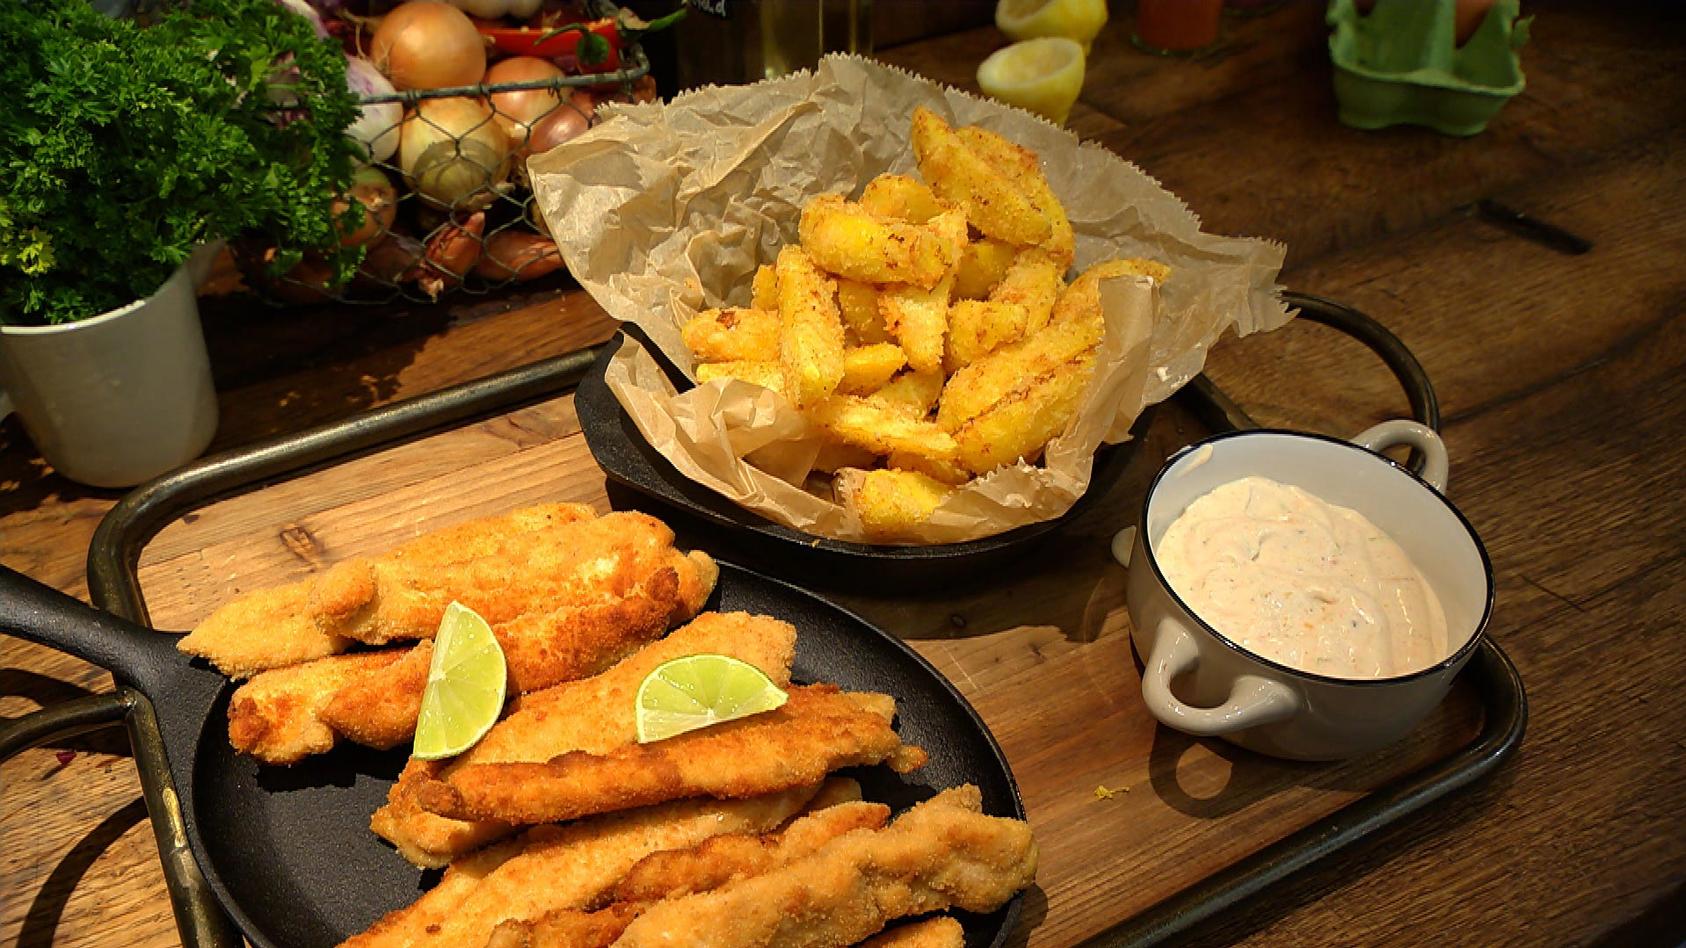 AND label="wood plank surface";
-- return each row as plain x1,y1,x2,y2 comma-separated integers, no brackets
4,3,1684,947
